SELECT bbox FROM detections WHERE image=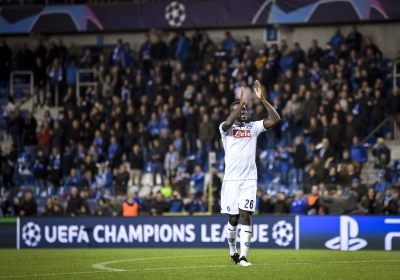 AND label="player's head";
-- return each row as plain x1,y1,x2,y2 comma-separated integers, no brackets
230,101,247,122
